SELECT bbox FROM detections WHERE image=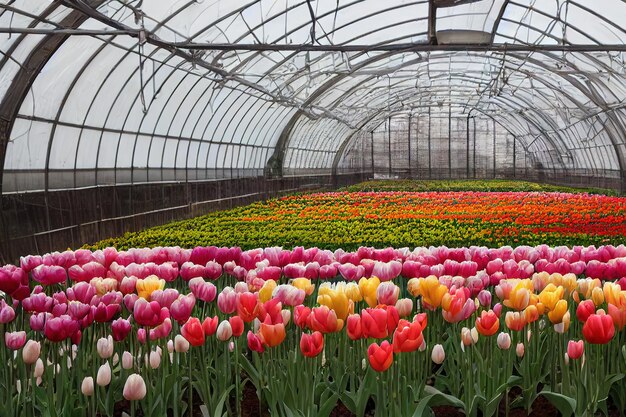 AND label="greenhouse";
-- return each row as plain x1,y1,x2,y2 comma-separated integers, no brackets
2,1,626,416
